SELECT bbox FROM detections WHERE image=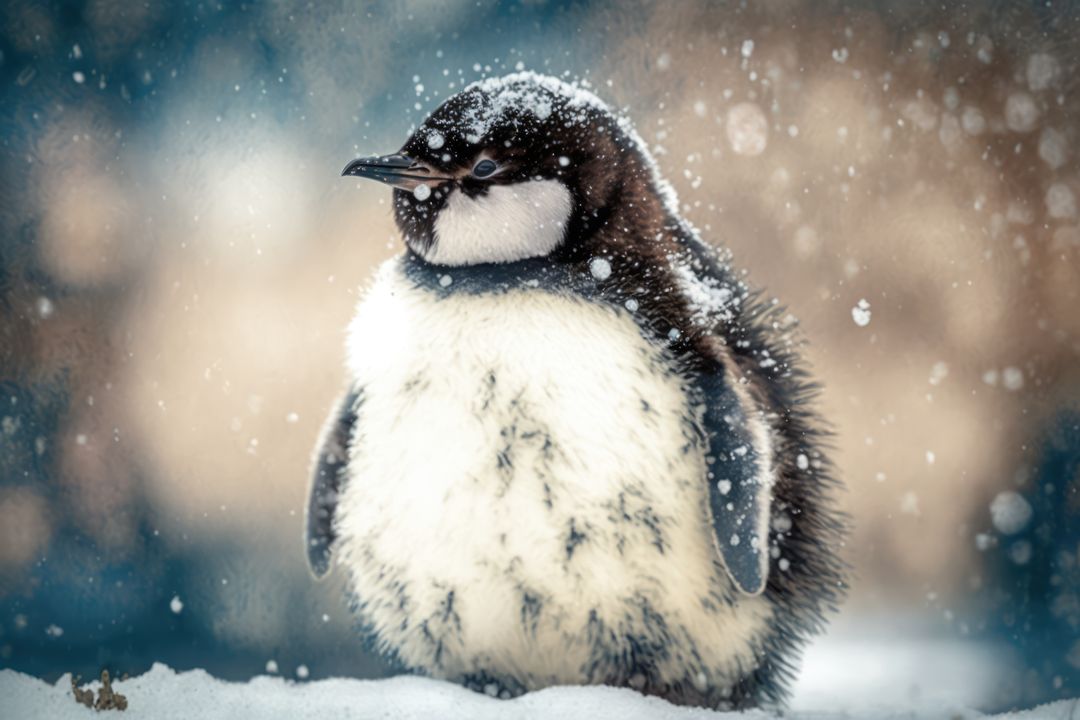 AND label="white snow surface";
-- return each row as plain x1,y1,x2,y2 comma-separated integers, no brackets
2,662,1076,720
454,71,608,140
